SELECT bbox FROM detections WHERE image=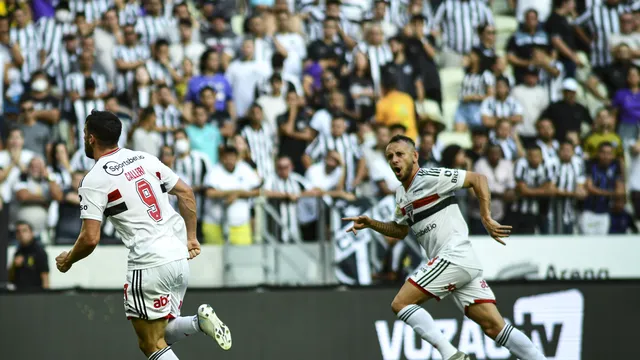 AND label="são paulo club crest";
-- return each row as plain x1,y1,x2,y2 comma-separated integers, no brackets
403,203,414,222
